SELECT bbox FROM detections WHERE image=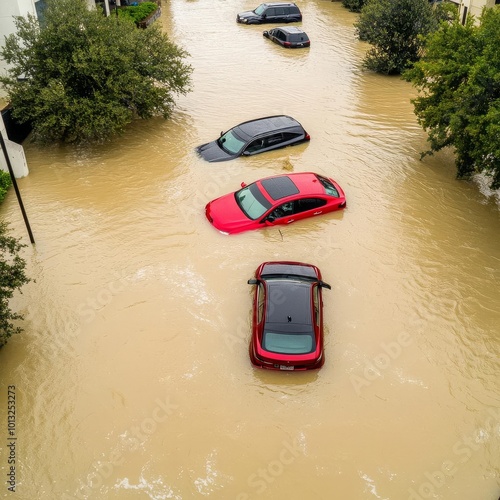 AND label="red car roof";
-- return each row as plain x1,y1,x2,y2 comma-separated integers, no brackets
259,172,325,200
